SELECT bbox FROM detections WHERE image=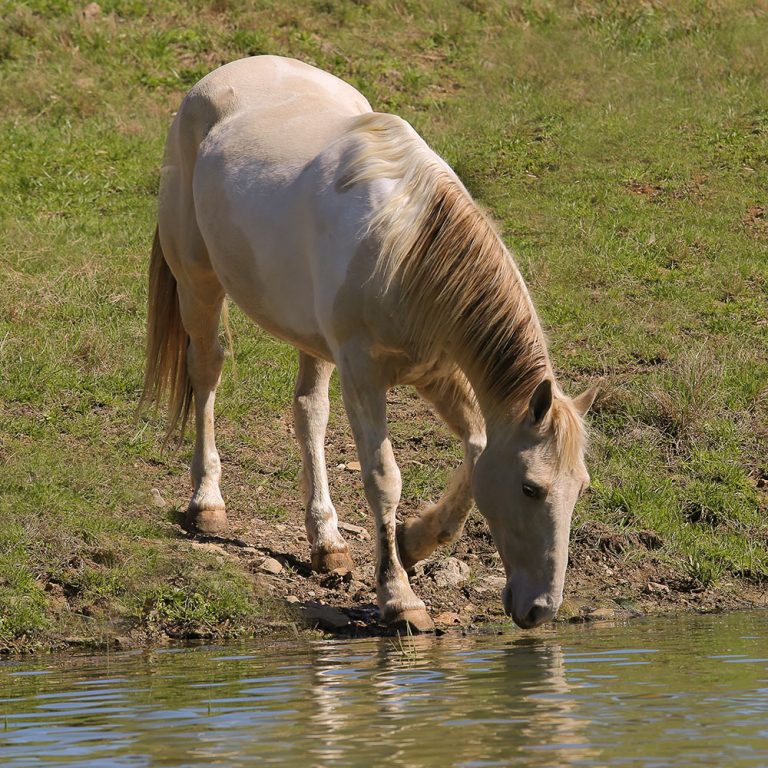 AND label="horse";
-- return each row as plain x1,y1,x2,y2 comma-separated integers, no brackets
141,55,597,633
